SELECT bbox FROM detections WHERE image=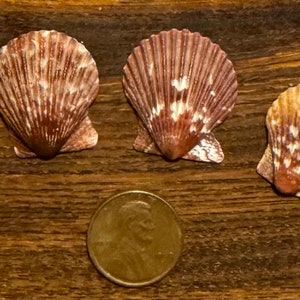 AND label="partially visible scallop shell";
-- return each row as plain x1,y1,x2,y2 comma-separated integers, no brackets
0,30,99,159
257,83,300,196
123,29,237,162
